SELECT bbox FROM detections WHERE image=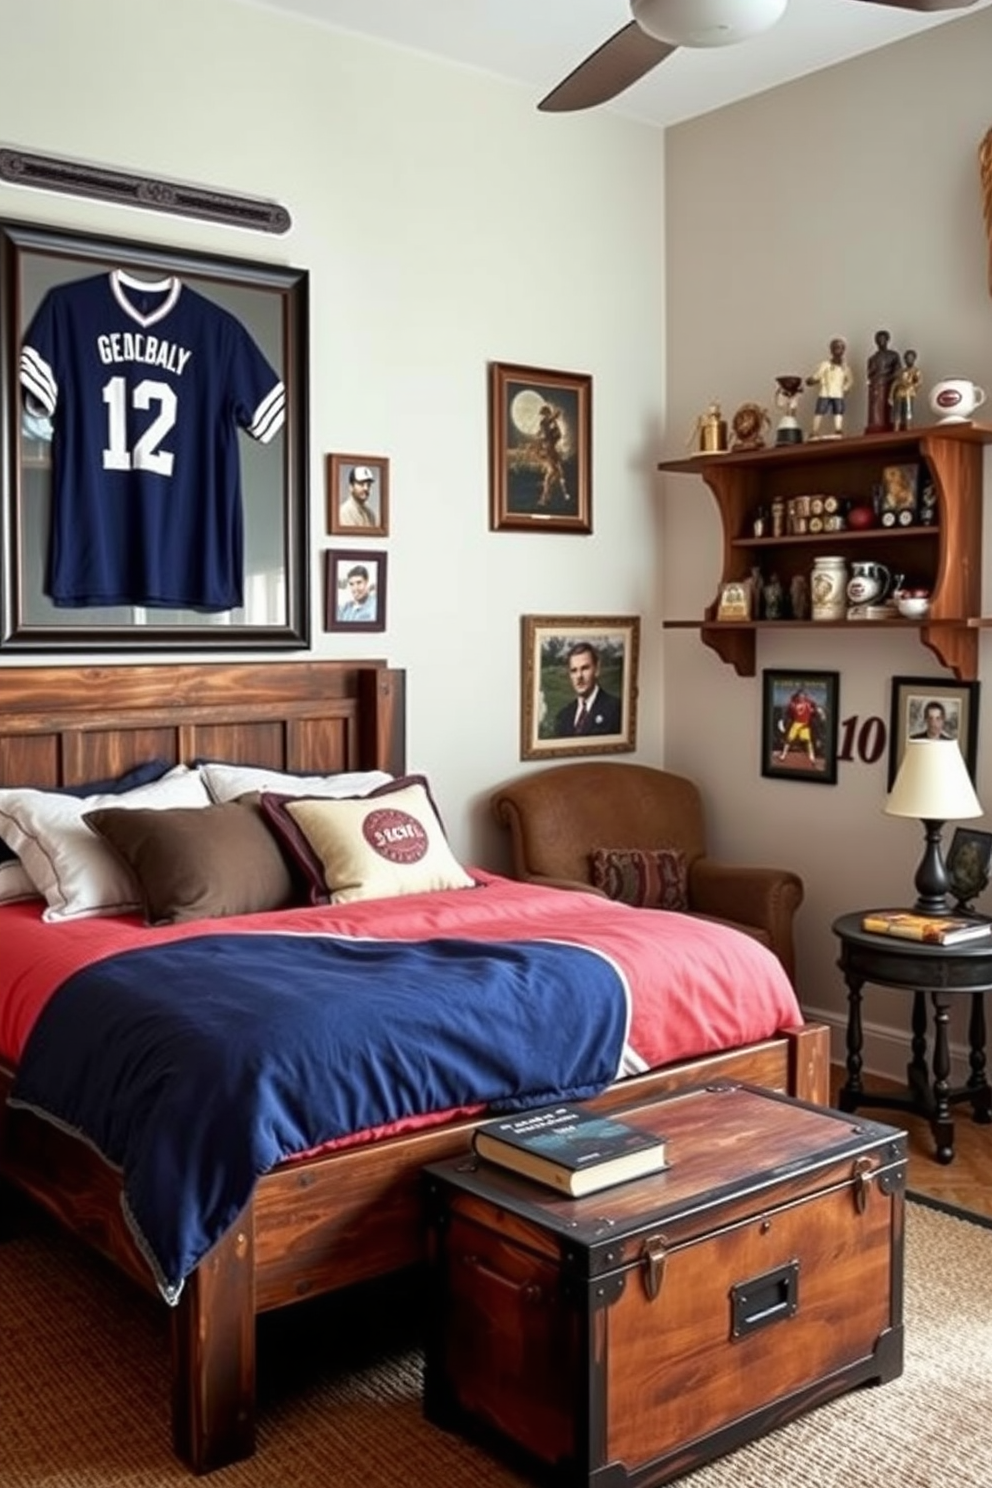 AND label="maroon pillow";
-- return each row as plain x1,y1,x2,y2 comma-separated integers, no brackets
590,847,689,911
